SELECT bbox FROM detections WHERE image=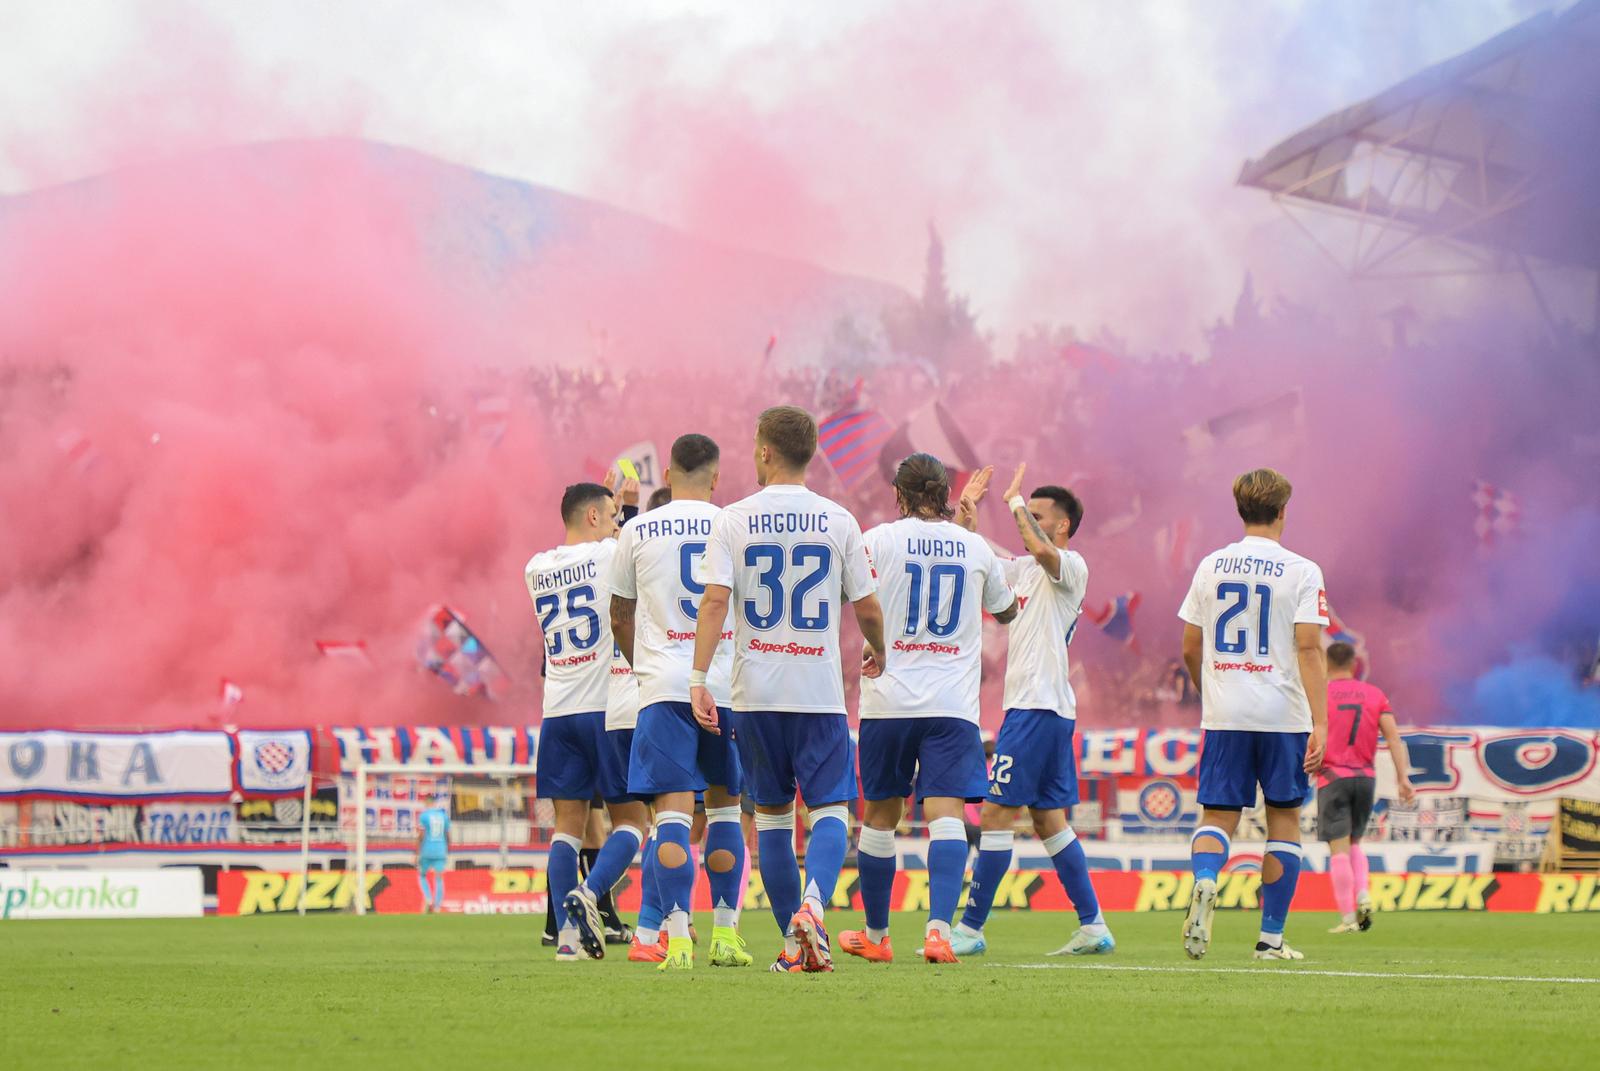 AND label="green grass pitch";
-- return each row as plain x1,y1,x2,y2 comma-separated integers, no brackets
3,911,1593,1069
